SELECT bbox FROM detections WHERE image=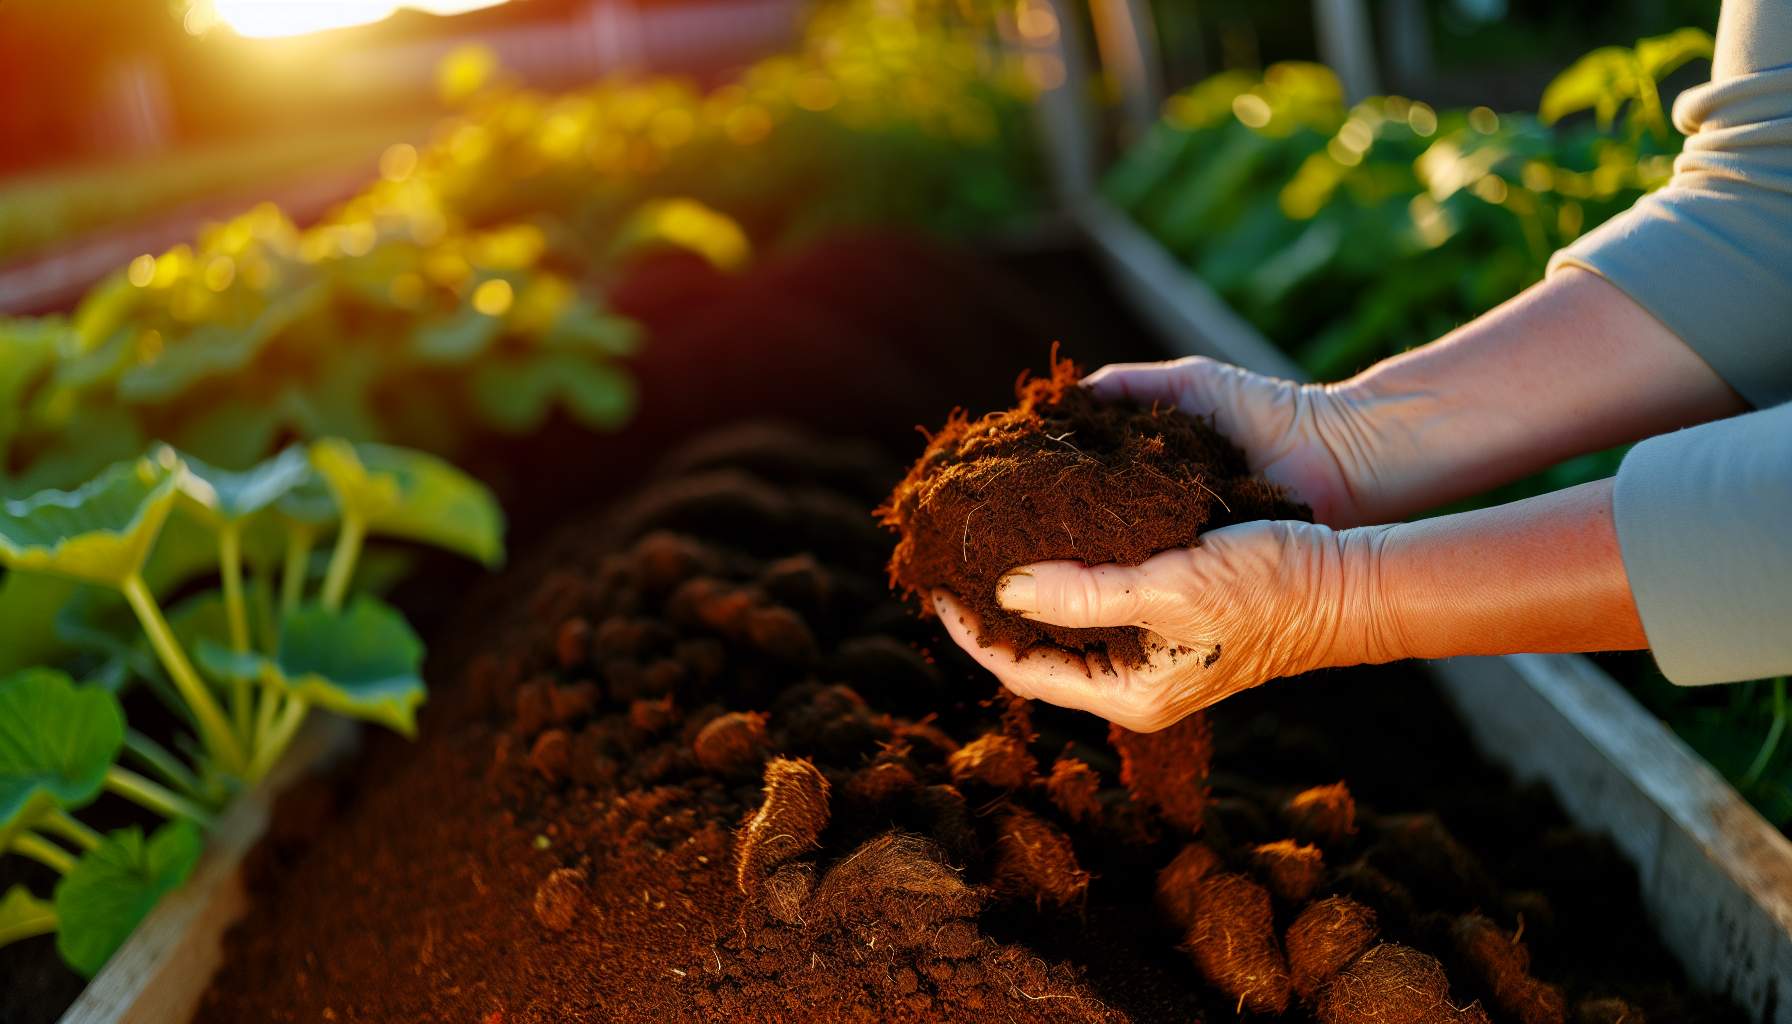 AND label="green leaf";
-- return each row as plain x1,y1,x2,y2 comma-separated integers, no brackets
0,884,57,946
199,596,426,735
166,399,283,473
0,573,79,674
0,318,61,462
1540,48,1633,127
163,591,240,679
0,454,179,588
115,284,324,403
0,668,124,846
2,406,148,499
310,440,504,567
471,354,635,434
54,821,202,977
545,300,642,357
54,586,164,691
1634,27,1714,82
412,304,504,364
168,446,311,526
274,472,340,527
